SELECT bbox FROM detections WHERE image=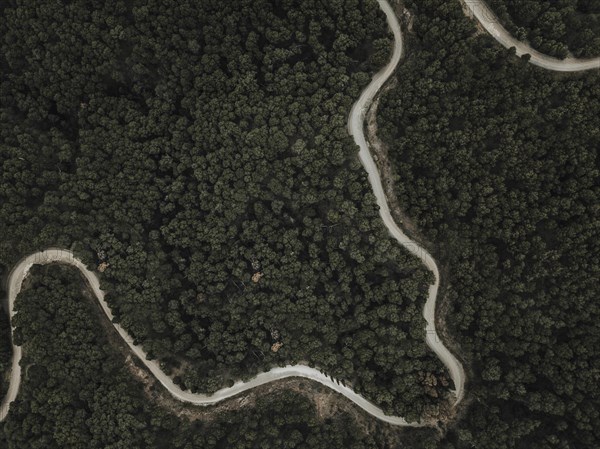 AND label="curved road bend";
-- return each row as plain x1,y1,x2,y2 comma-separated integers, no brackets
1,2,442,426
463,0,600,71
0,0,436,427
8,0,595,426
1,250,419,426
348,0,466,405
